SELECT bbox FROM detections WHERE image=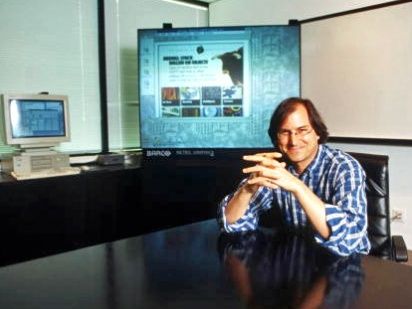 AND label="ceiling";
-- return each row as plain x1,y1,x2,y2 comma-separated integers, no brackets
178,0,222,8
196,0,221,3
165,0,221,10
